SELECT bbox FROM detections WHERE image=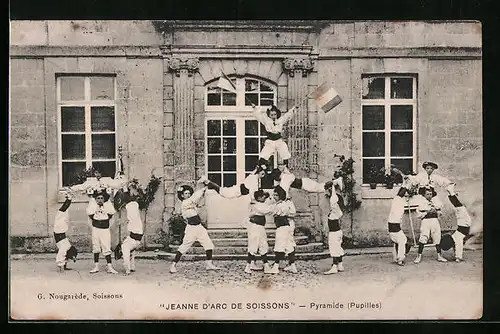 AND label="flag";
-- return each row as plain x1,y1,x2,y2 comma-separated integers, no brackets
217,71,237,93
311,82,342,113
